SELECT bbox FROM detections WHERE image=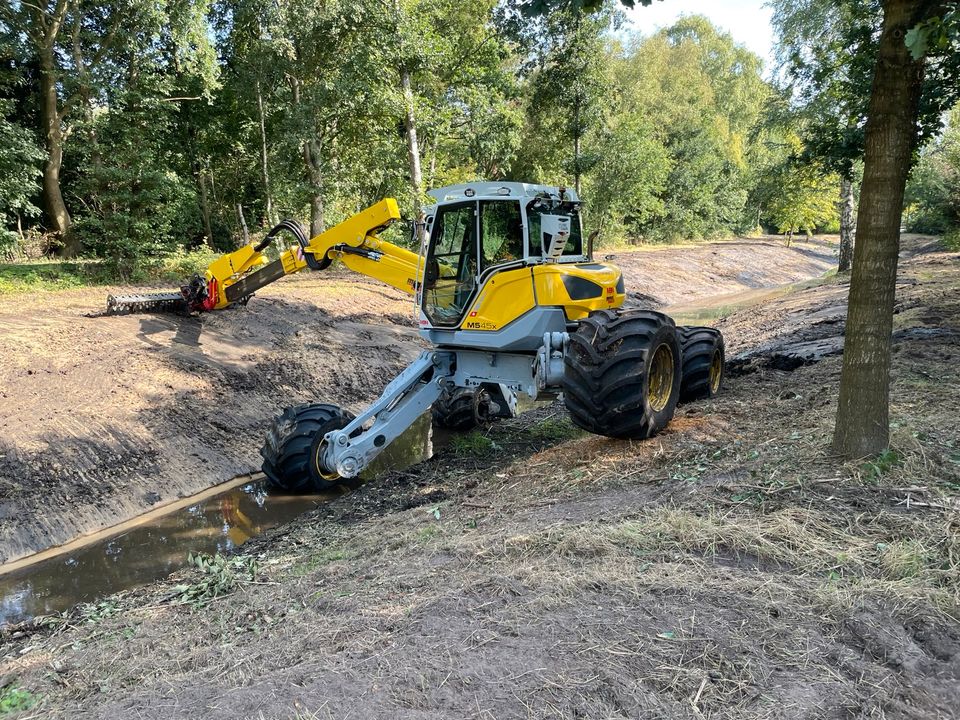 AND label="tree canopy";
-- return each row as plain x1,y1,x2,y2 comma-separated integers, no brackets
0,0,861,264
